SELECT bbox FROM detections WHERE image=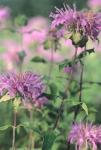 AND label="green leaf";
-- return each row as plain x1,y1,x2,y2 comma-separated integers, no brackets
49,83,58,99
0,125,12,131
44,39,52,50
59,91,68,99
18,123,41,135
31,56,47,63
82,102,88,115
59,59,71,70
42,131,57,150
0,94,11,103
69,101,82,106
78,48,95,60
14,15,28,26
